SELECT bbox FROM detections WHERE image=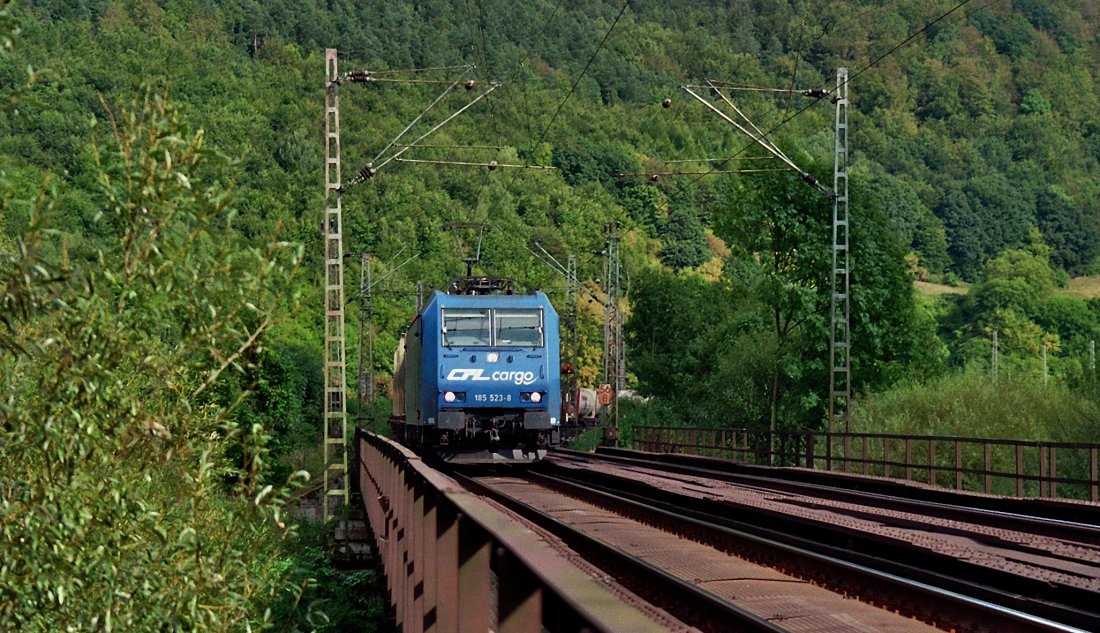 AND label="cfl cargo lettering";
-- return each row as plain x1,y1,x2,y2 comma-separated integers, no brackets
446,368,537,385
